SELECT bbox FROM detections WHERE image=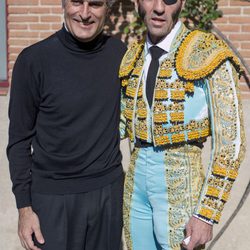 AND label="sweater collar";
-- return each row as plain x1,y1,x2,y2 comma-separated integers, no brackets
57,24,107,54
